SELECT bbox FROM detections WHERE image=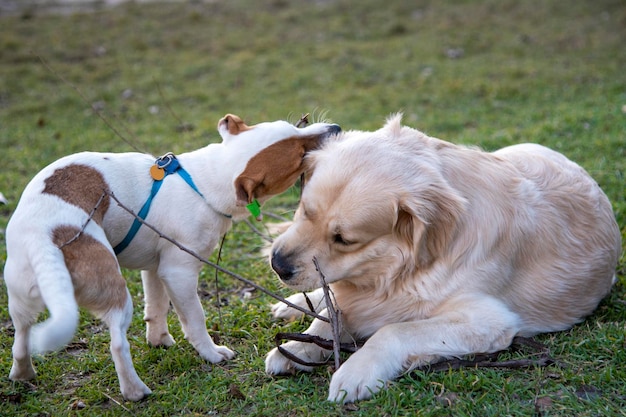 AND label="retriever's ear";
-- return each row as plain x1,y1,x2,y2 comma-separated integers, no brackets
394,206,428,270
395,184,466,269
